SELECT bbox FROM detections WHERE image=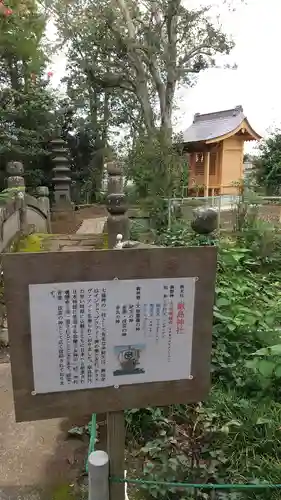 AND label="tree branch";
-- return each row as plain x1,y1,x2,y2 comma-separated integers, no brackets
177,43,213,68
163,0,180,132
86,69,135,92
113,0,136,39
